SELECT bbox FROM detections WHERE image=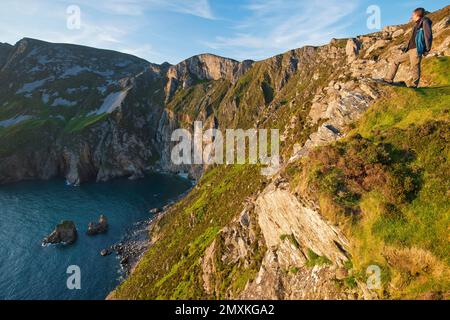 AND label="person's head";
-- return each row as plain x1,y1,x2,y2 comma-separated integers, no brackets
412,8,426,22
